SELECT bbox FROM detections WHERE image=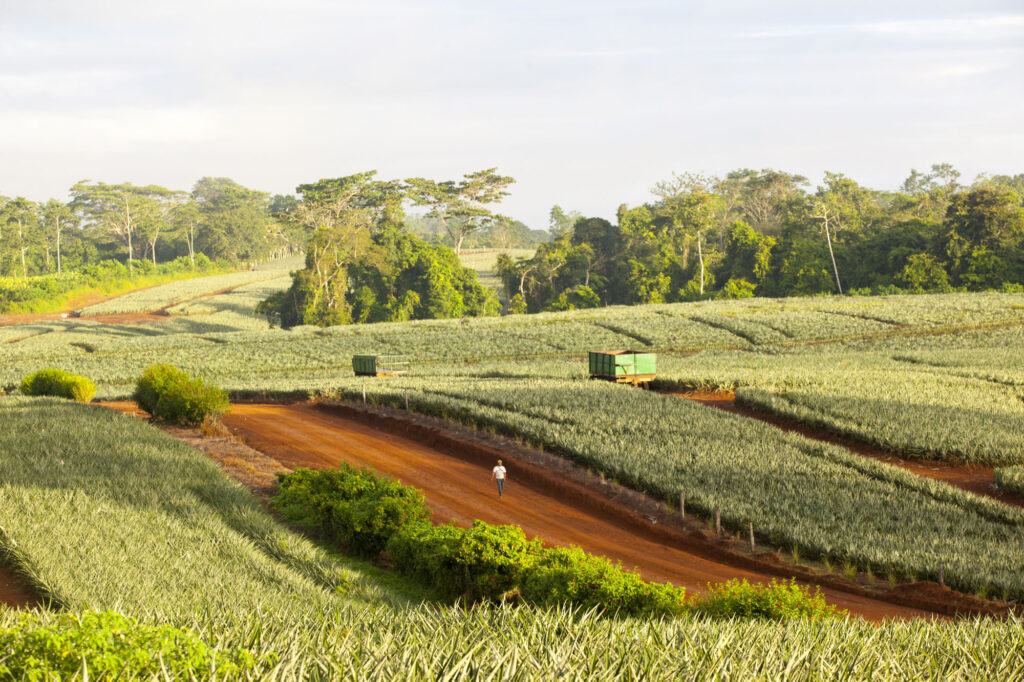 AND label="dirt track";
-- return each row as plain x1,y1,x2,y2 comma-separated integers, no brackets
221,402,945,622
